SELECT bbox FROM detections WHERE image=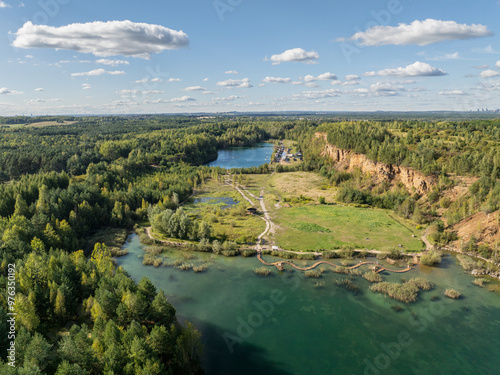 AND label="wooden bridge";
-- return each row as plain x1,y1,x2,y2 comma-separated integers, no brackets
257,251,411,273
